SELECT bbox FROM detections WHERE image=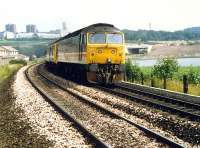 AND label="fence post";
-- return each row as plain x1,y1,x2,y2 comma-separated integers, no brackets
183,75,188,94
124,72,126,81
131,72,134,82
163,78,167,89
141,72,144,85
151,74,155,87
